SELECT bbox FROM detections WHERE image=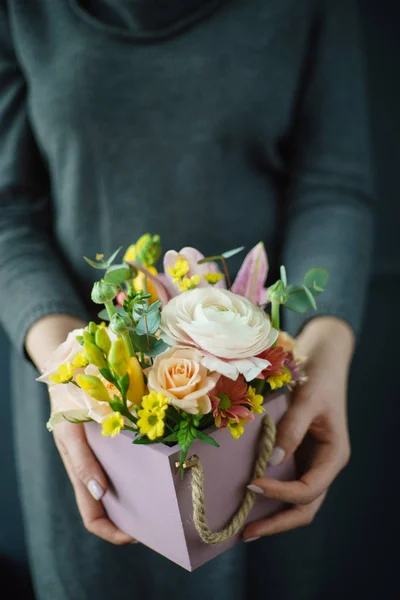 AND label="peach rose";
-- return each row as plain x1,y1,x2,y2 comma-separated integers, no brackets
145,347,219,415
